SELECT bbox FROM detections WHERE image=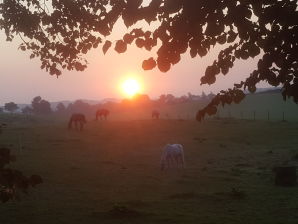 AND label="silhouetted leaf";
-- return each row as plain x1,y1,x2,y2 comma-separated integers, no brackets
123,34,134,44
142,57,156,70
1,0,297,121
102,41,112,55
115,40,127,53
